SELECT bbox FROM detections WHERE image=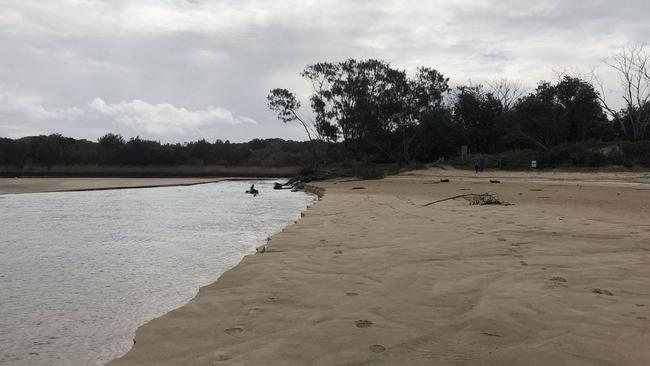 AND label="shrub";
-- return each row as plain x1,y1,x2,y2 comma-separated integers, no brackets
354,163,385,180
